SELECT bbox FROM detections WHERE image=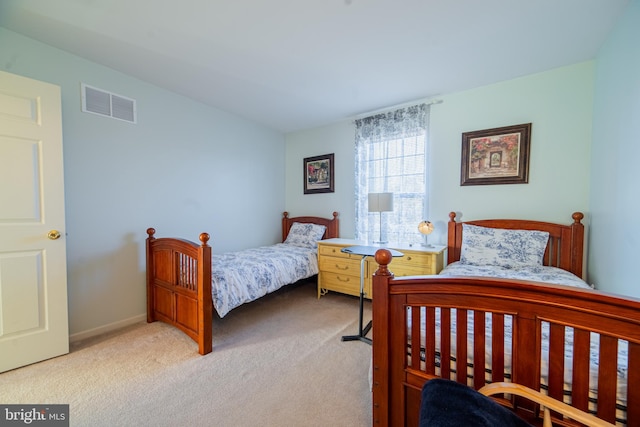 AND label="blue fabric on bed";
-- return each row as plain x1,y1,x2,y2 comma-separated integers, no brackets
419,379,533,427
